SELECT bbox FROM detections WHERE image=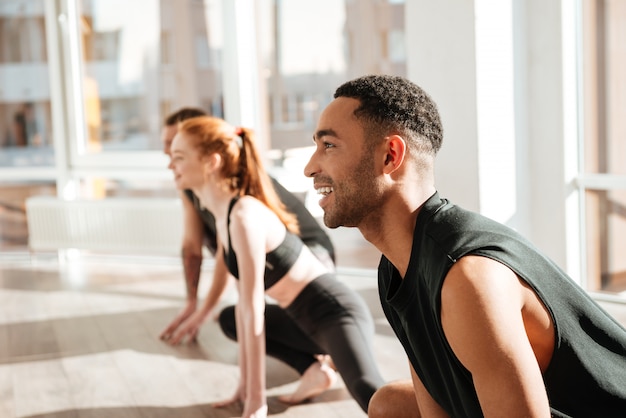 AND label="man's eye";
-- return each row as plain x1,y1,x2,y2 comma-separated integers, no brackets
323,142,335,149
